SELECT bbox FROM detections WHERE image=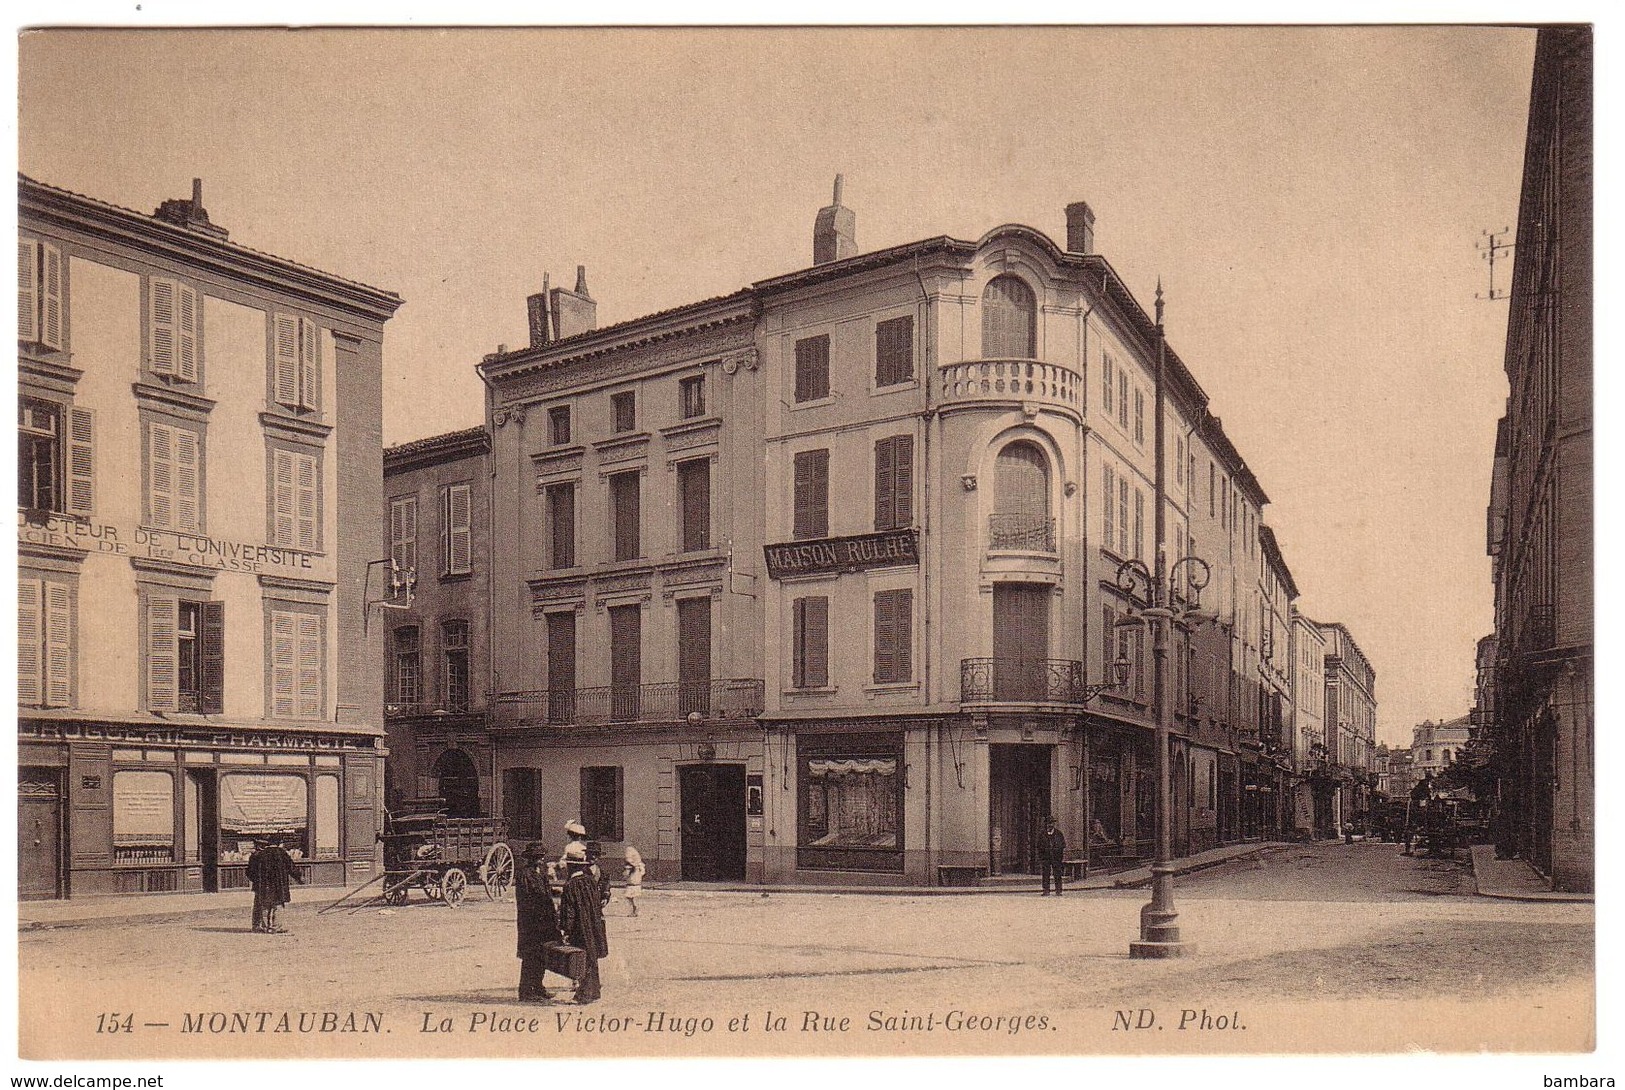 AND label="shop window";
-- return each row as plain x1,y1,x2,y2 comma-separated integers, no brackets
580,766,624,842
270,313,320,412
113,769,175,864
794,334,830,402
148,277,202,384
798,733,903,872
219,773,308,861
875,315,914,387
549,405,572,445
18,237,66,351
315,775,341,859
389,494,418,577
793,449,829,539
679,374,706,419
393,625,421,705
145,597,223,714
270,446,321,551
440,481,472,576
981,275,1036,358
144,420,203,533
873,435,913,531
17,577,74,709
442,620,470,711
